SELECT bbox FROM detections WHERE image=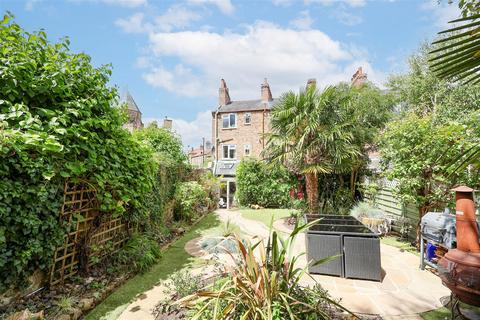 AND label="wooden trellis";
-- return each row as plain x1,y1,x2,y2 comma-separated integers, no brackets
49,181,129,285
